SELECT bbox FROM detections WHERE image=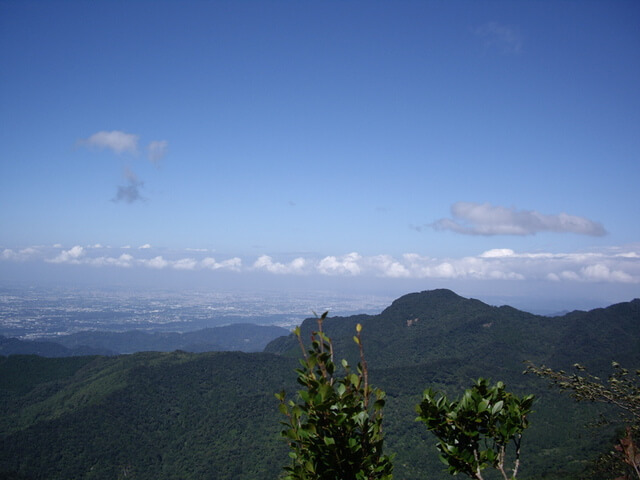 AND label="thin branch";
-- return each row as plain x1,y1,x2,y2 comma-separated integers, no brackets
512,433,522,479
356,324,369,408
295,328,308,361
496,444,509,480
473,449,485,480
